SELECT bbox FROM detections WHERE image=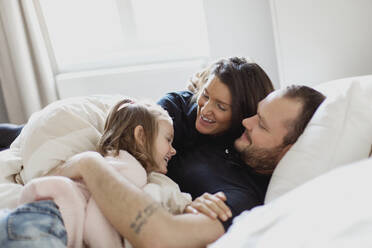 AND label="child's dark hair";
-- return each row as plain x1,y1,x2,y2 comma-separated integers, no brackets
97,98,172,172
